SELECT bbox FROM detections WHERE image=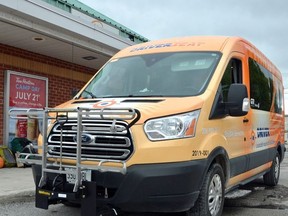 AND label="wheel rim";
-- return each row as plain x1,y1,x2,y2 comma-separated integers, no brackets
208,174,222,216
275,156,280,180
